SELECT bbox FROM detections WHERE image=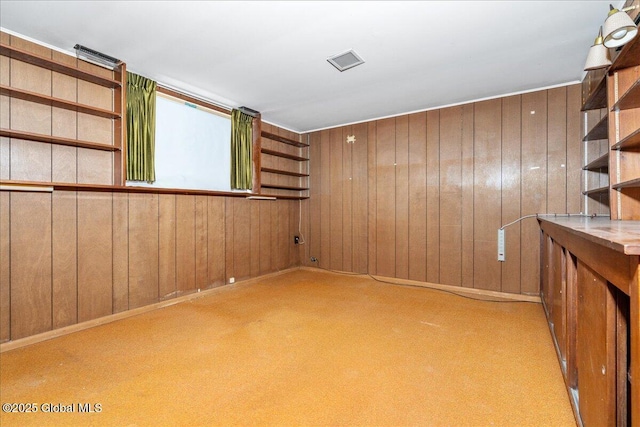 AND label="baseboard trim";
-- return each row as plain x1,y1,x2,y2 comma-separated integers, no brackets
0,267,299,353
299,266,541,303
